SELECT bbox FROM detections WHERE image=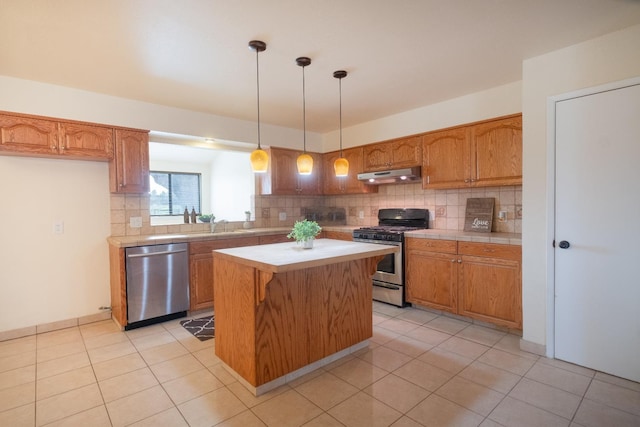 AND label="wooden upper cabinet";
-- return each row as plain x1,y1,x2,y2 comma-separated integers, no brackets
59,123,113,160
363,136,422,171
422,114,522,189
322,147,377,195
256,147,323,195
0,114,59,156
422,127,471,189
471,115,522,187
109,129,150,193
0,112,114,160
